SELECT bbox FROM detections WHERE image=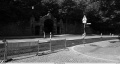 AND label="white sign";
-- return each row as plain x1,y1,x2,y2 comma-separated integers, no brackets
82,15,87,23
87,23,91,25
